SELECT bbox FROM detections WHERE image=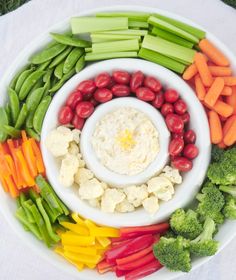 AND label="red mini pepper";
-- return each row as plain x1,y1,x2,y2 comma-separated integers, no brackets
97,260,115,274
